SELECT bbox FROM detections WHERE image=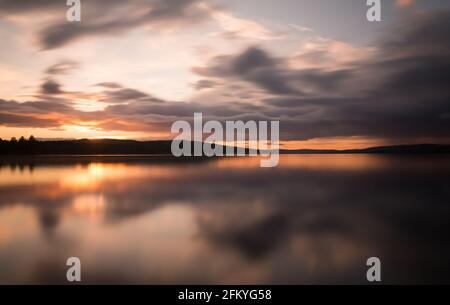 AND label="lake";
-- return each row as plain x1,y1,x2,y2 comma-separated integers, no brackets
0,154,450,284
